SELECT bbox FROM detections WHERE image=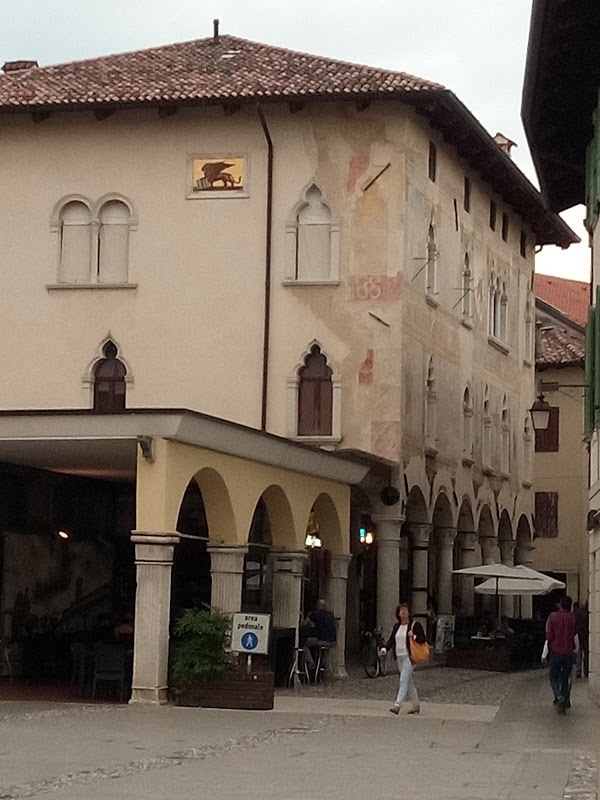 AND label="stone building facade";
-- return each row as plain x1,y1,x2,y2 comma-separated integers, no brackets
0,31,575,700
